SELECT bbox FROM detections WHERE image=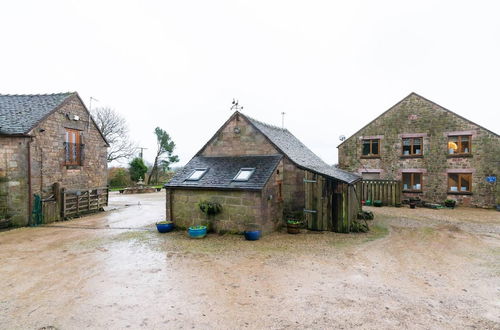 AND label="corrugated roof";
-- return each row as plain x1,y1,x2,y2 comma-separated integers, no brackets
244,114,361,184
165,155,282,190
0,93,74,135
